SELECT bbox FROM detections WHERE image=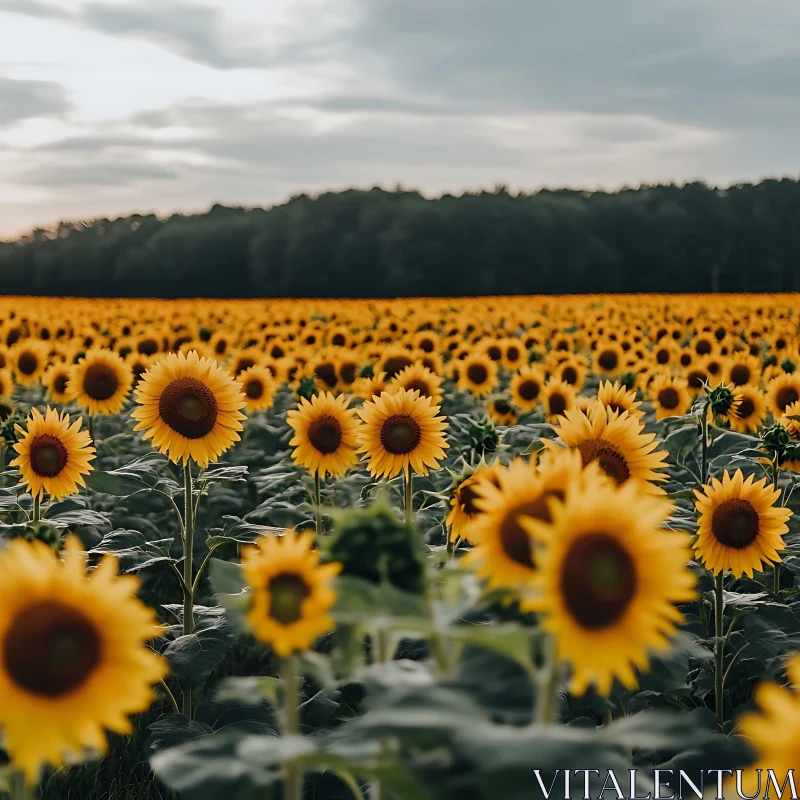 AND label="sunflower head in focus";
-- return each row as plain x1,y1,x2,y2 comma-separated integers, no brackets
43,363,73,405
72,348,133,415
242,530,342,658
11,407,95,500
238,364,276,413
286,391,359,478
131,350,247,468
694,469,791,578
0,537,167,781
523,472,696,696
546,405,669,490
358,388,448,478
